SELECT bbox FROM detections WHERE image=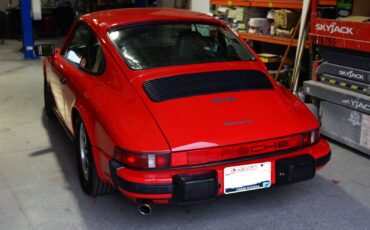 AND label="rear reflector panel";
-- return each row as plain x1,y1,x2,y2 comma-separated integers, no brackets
171,134,303,167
